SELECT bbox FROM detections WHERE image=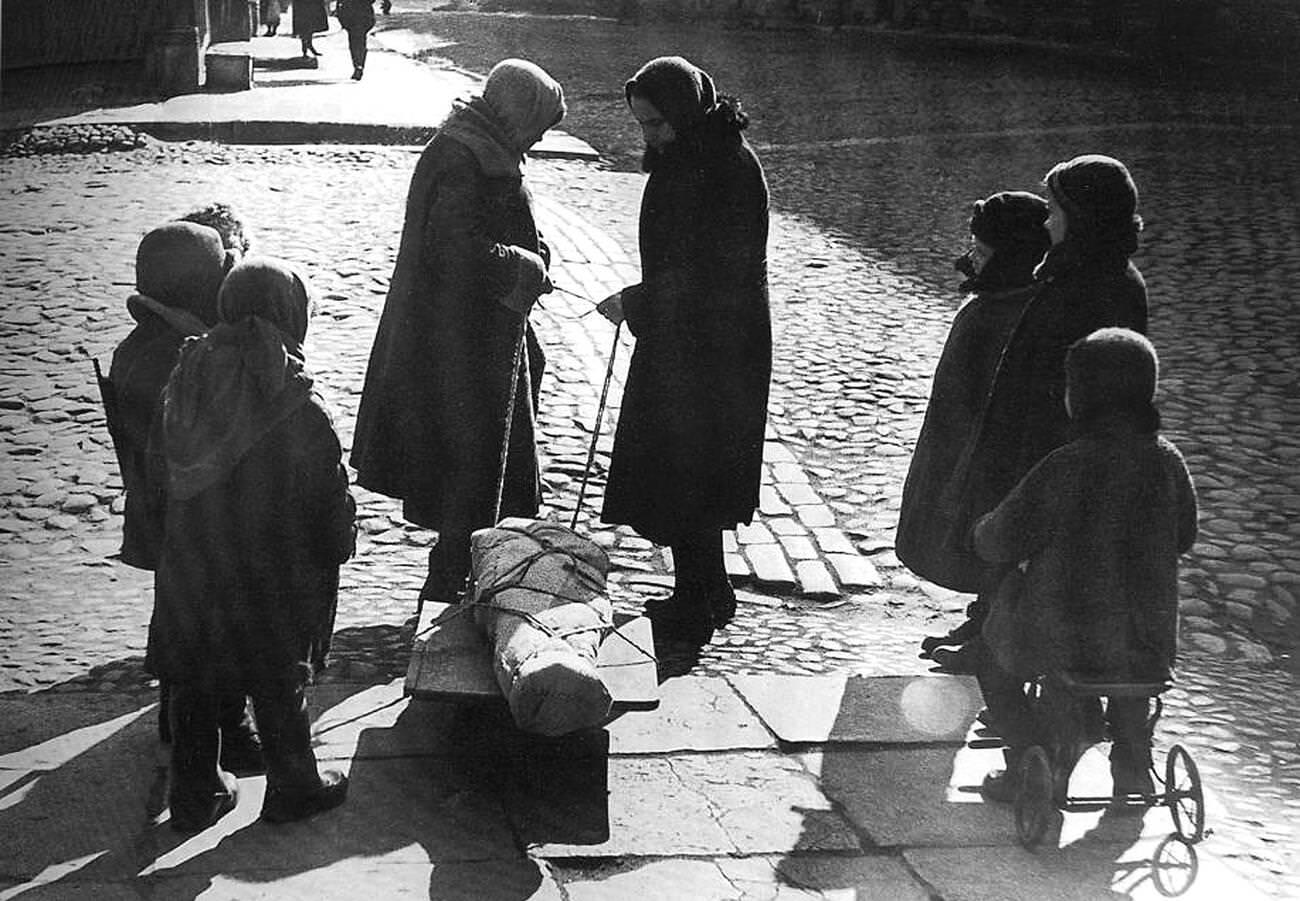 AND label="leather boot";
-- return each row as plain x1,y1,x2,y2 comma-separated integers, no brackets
254,681,348,824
